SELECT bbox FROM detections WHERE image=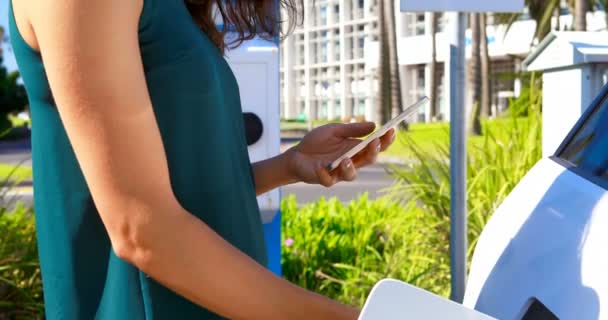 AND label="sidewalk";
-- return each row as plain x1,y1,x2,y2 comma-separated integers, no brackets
0,138,33,187
0,137,31,155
